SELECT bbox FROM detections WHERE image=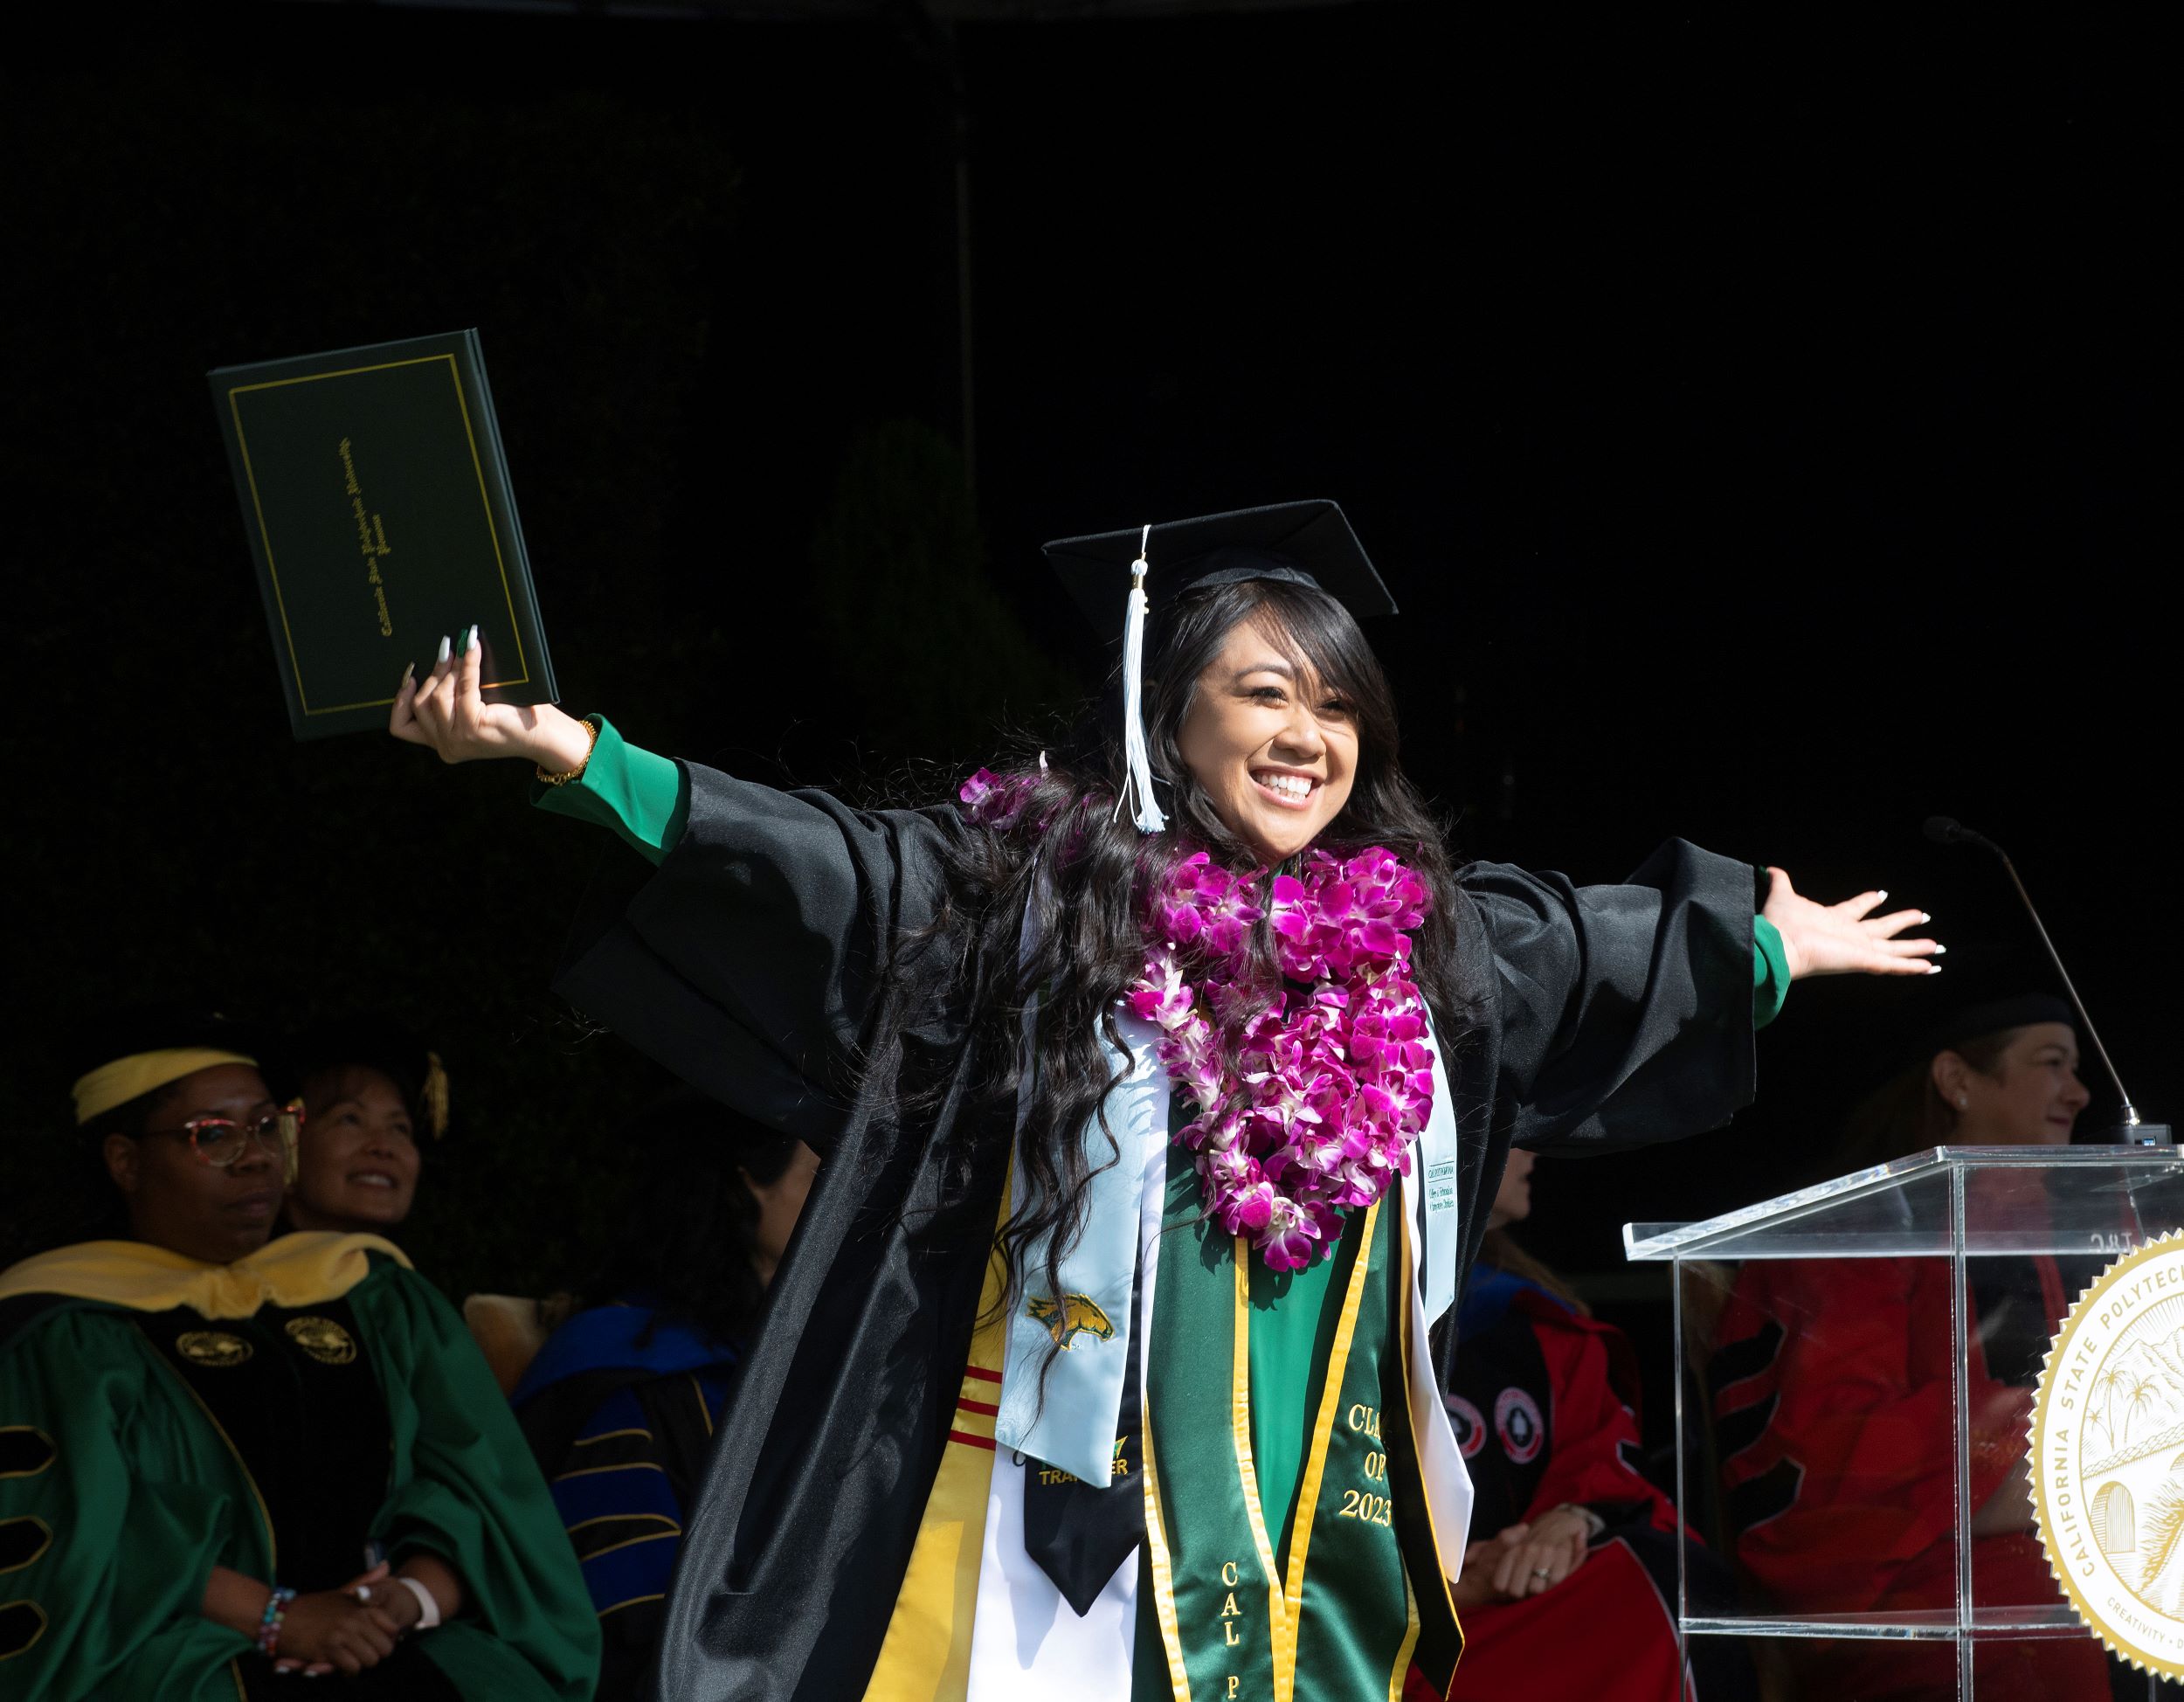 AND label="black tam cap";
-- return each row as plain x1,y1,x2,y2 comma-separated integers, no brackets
1911,991,2077,1065
1855,944,2077,1085
288,1018,450,1139
1042,500,1397,633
